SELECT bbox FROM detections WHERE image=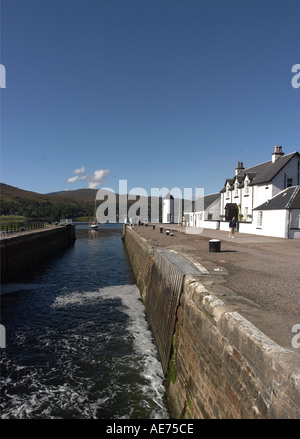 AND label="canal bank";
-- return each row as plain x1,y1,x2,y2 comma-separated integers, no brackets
0,225,76,283
123,224,300,419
